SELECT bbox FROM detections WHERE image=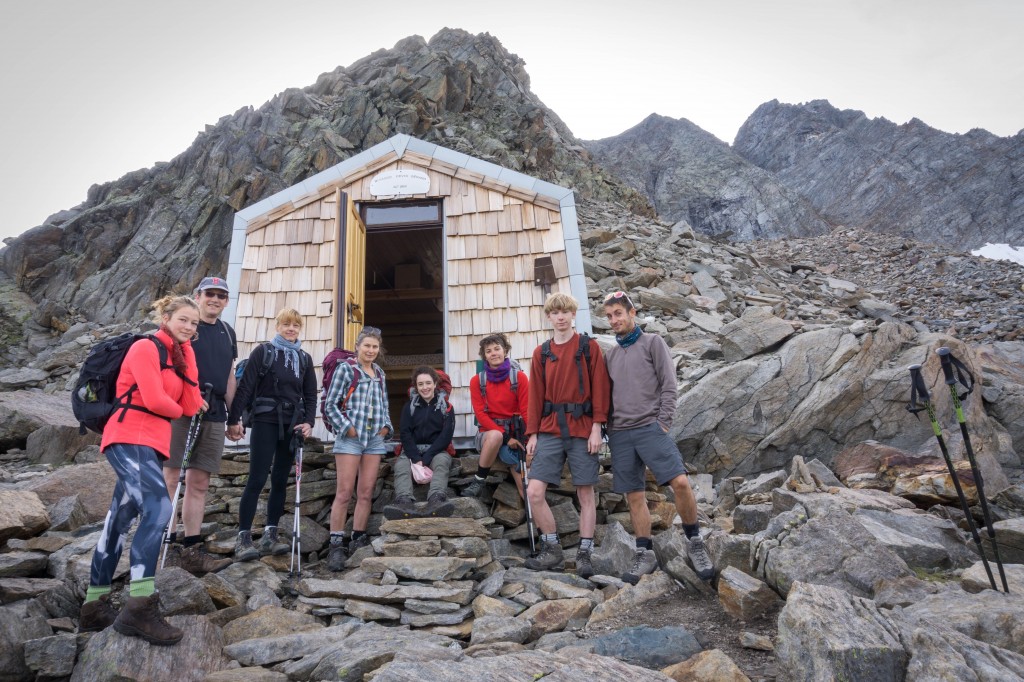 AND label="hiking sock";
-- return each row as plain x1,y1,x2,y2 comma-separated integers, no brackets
476,467,491,480
85,585,111,603
579,538,594,552
351,530,366,542
129,577,155,598
182,534,202,547
682,523,700,539
330,532,345,546
541,532,559,545
636,537,653,550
